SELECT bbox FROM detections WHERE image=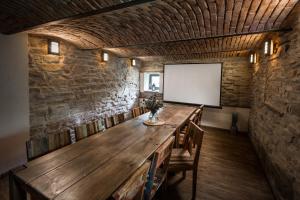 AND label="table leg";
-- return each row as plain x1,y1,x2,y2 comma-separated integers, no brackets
175,128,180,148
9,170,26,200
